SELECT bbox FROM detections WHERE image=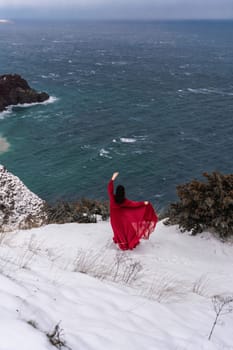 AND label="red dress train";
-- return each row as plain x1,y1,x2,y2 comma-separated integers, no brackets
108,180,158,250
